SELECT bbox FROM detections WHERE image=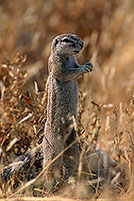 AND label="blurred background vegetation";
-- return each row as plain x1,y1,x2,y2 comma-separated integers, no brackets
0,0,133,99
0,0,134,199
